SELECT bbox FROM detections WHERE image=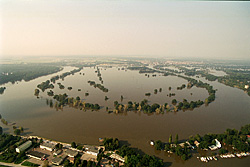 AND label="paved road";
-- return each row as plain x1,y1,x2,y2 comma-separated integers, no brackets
0,161,23,167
